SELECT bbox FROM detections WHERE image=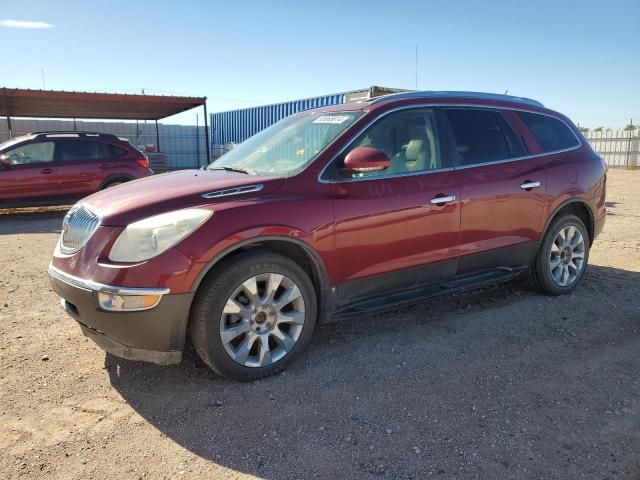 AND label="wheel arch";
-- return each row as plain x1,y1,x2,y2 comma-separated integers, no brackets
544,198,595,243
98,173,135,190
190,235,332,320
